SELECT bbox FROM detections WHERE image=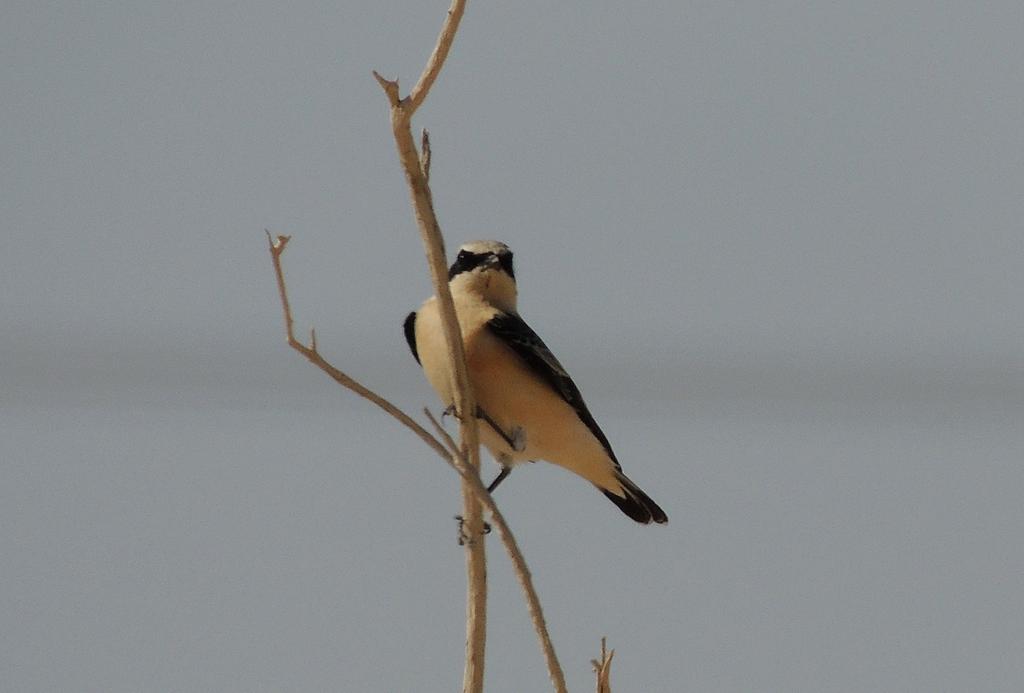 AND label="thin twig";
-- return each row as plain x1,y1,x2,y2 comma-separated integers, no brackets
591,637,615,693
425,407,459,455
408,0,468,114
266,232,449,460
